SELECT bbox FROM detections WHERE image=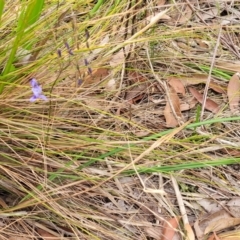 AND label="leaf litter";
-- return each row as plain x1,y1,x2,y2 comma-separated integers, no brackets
227,72,240,113
4,0,240,240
